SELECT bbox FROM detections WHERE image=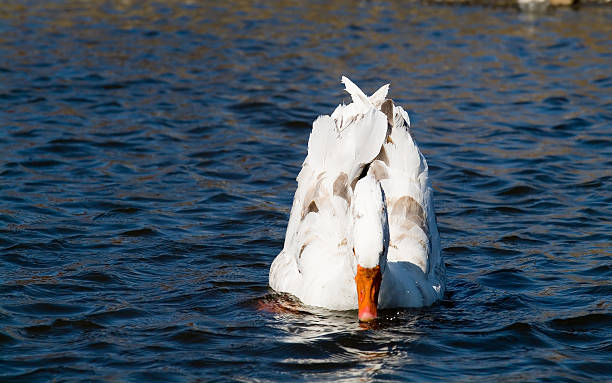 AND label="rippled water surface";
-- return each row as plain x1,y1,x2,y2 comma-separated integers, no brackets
1,1,611,381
